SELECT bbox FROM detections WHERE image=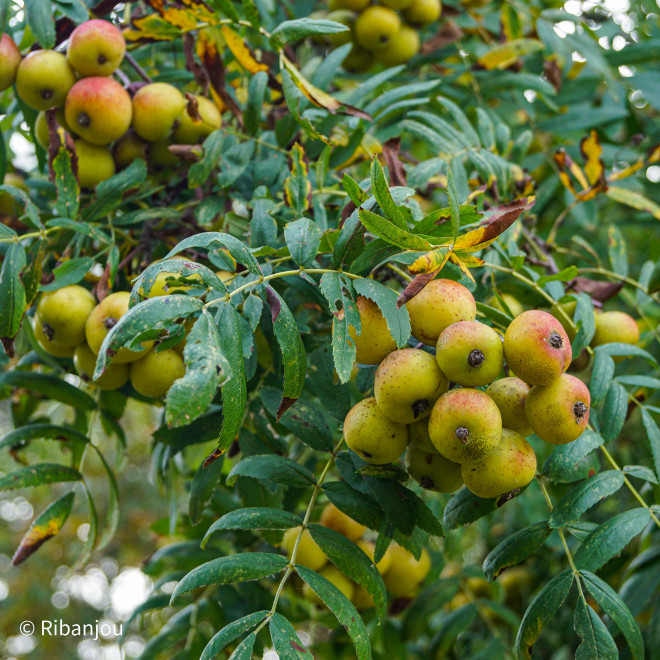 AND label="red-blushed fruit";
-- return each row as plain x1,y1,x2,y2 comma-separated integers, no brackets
503,310,572,385
15,50,76,110
172,95,222,144
129,348,185,398
525,373,590,445
35,285,96,348
406,444,463,492
132,83,186,142
486,377,533,437
591,311,640,361
74,140,116,190
319,503,366,541
66,19,126,77
382,544,431,597
65,77,132,145
112,131,148,170
0,34,21,91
